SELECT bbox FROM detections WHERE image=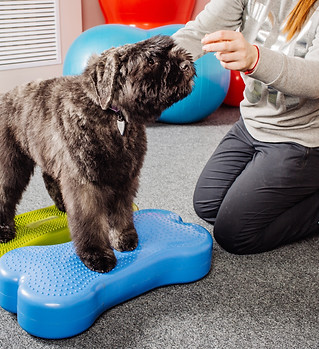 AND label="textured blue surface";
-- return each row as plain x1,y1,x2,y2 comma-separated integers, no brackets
0,209,213,339
63,24,230,124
